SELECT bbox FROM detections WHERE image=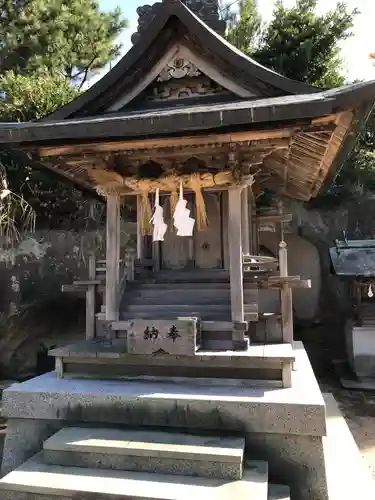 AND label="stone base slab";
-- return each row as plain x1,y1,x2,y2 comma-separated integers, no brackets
1,343,327,500
44,449,243,481
333,358,375,390
43,427,244,480
0,454,268,500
